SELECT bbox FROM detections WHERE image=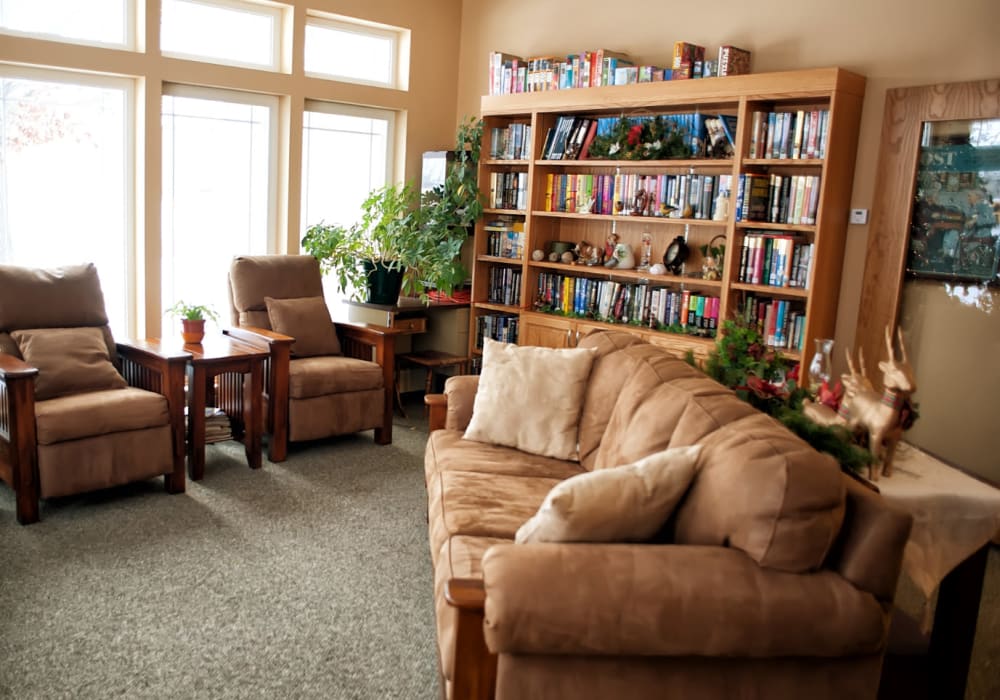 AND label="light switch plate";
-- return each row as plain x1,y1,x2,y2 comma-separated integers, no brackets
849,208,869,225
